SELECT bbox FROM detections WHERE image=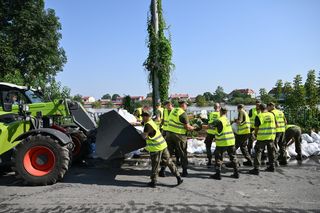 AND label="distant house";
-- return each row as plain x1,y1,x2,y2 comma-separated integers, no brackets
131,96,144,103
229,89,256,98
268,88,285,102
170,94,190,100
100,99,113,108
112,97,123,106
